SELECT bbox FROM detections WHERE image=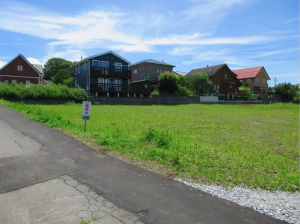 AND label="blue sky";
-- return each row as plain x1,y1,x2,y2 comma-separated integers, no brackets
0,0,298,86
